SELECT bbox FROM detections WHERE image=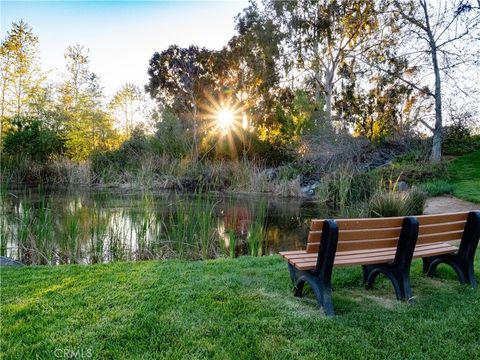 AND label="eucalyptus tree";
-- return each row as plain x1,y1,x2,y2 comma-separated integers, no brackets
230,1,283,128
376,0,480,161
267,0,378,125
